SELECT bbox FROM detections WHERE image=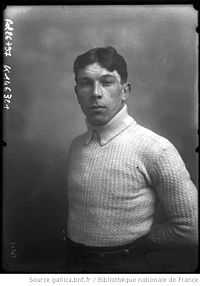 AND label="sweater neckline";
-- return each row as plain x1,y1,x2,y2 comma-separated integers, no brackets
85,104,136,146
